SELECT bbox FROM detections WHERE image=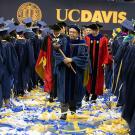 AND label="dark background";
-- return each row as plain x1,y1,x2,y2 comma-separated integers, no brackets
0,0,134,33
